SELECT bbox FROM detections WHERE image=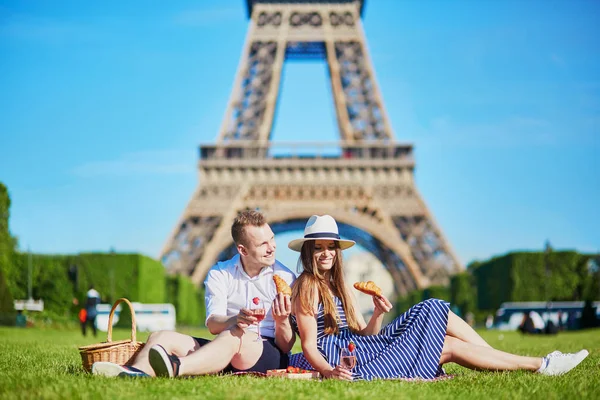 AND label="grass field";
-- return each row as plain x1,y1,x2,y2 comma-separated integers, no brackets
0,326,598,399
